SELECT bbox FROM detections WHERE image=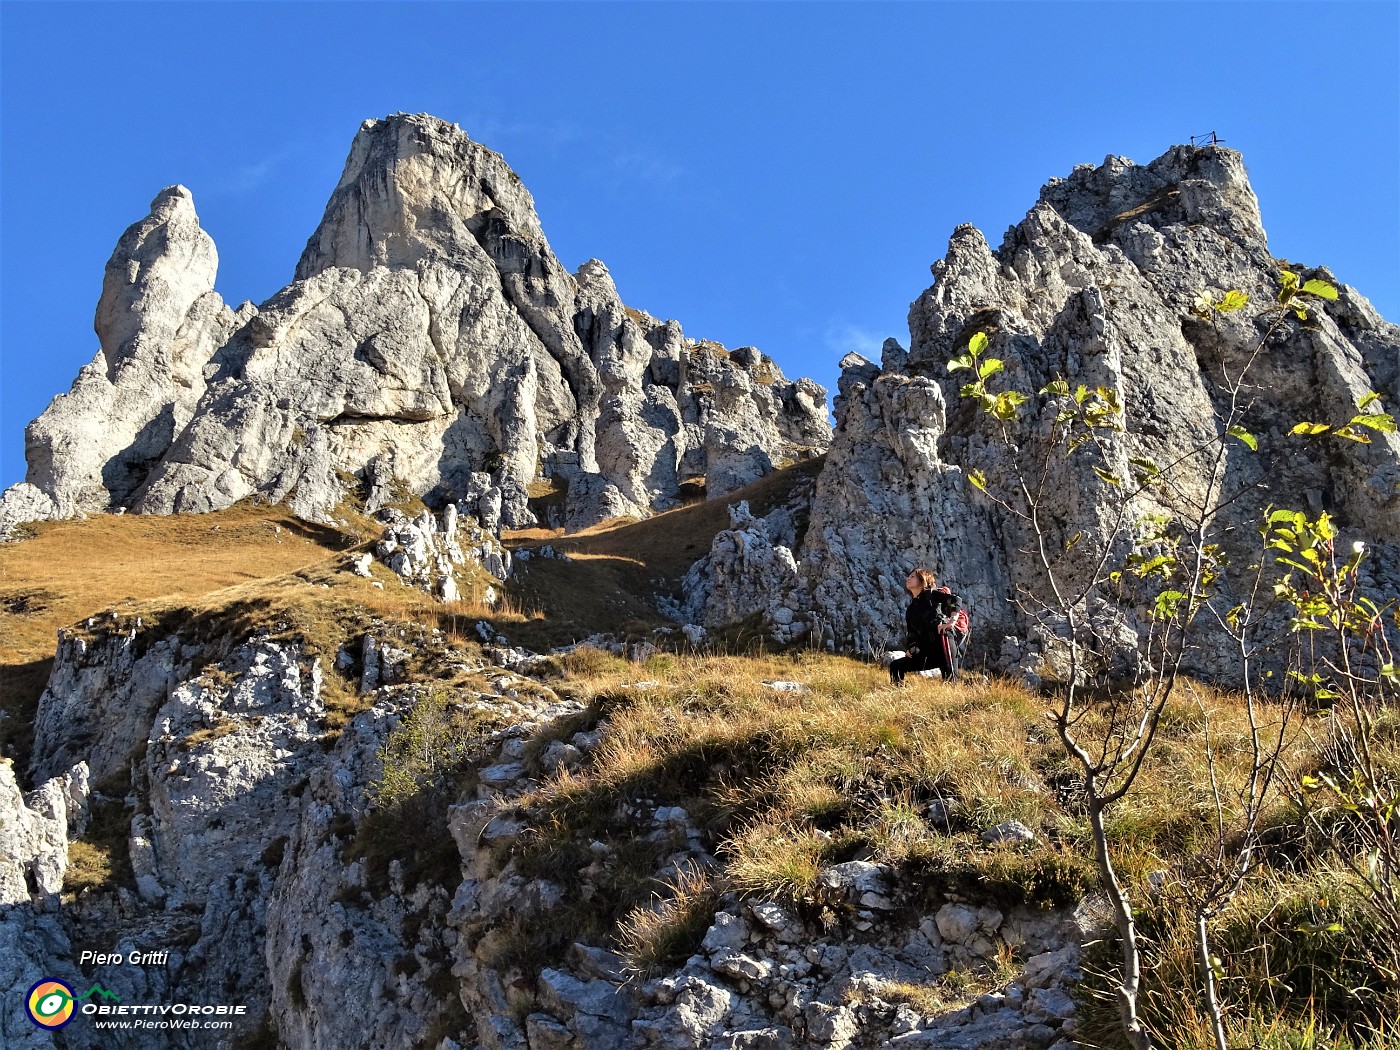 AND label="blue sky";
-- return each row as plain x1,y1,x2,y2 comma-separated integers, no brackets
2,1,1397,489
